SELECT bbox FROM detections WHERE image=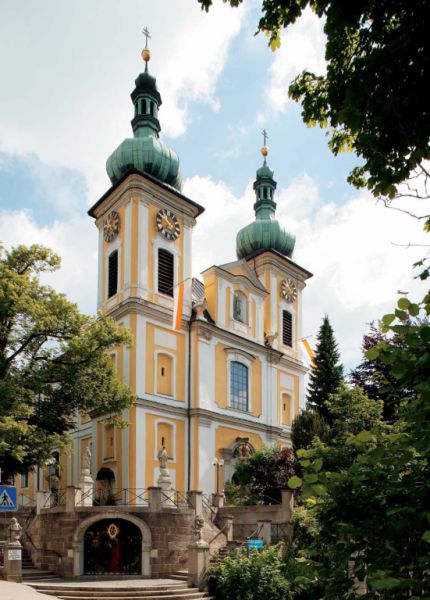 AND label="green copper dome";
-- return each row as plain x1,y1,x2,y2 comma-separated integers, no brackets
236,152,295,259
106,59,182,191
